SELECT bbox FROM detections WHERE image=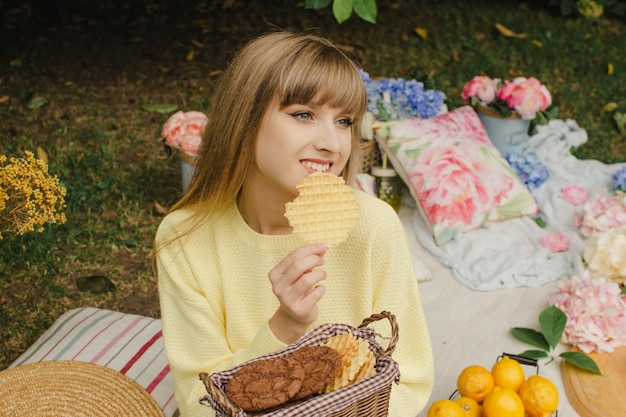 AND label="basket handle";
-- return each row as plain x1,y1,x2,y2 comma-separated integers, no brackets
357,311,398,357
199,372,240,417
